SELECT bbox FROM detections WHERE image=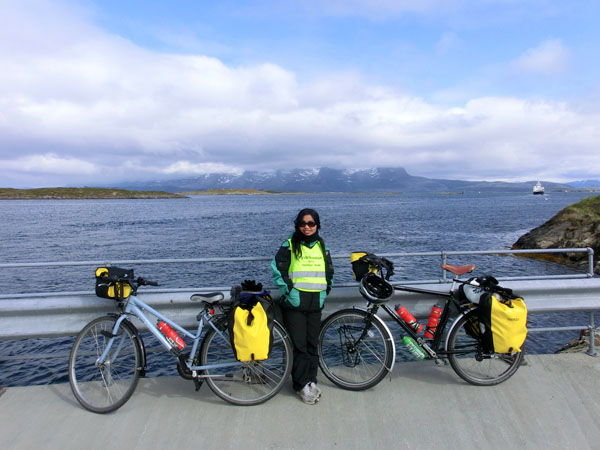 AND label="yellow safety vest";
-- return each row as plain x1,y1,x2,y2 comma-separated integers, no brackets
288,239,327,292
